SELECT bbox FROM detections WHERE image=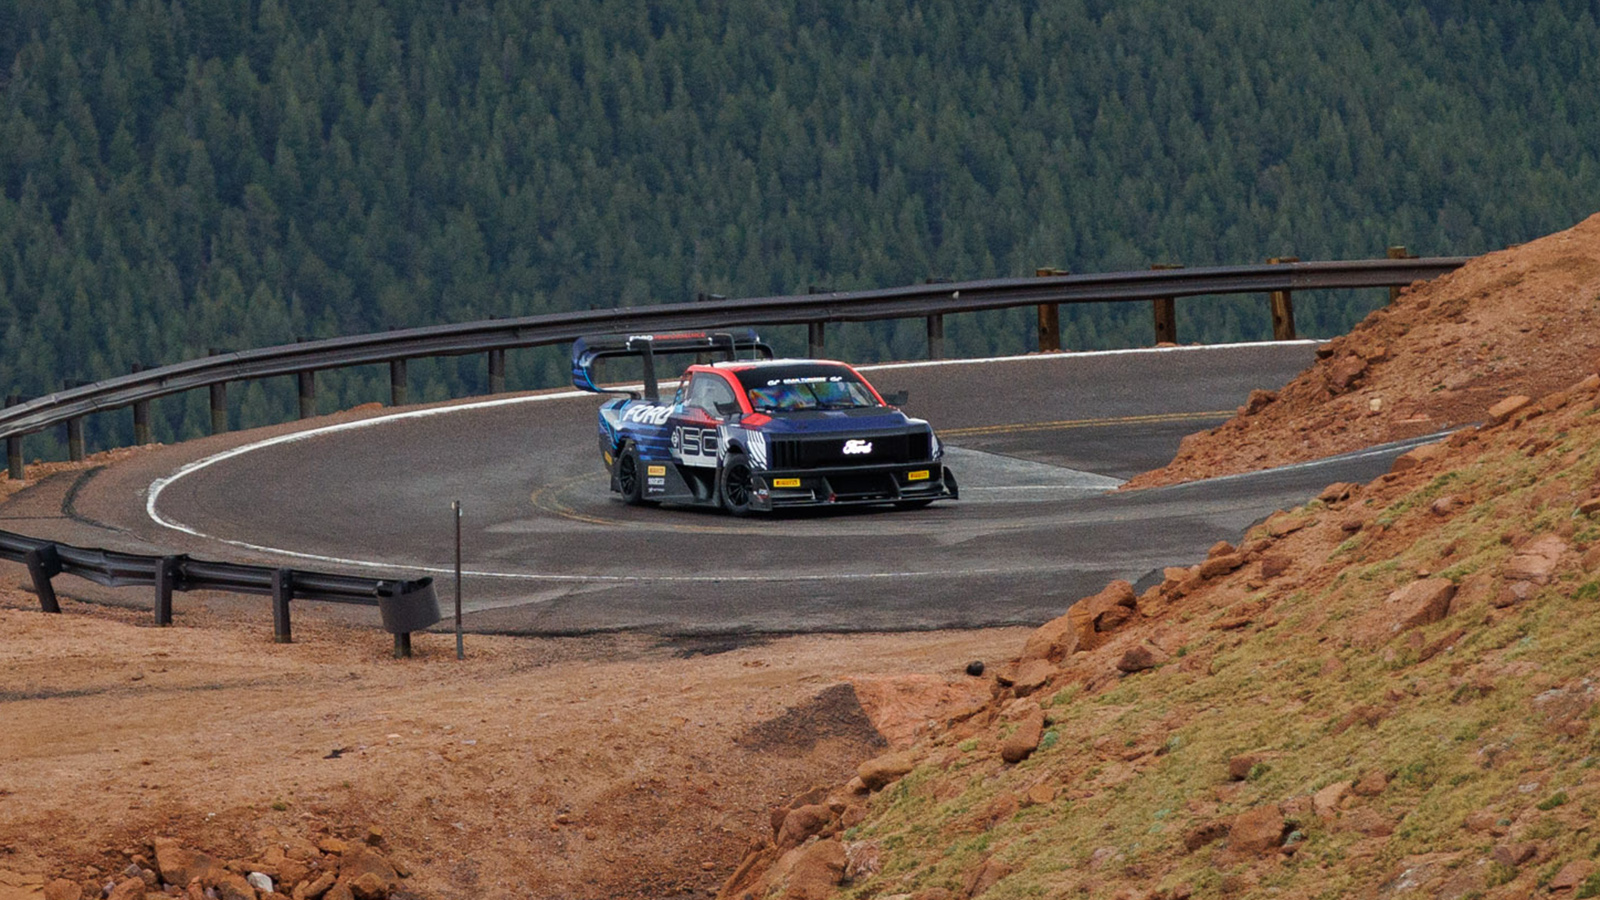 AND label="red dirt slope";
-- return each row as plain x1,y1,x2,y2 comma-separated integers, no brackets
1128,213,1600,488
